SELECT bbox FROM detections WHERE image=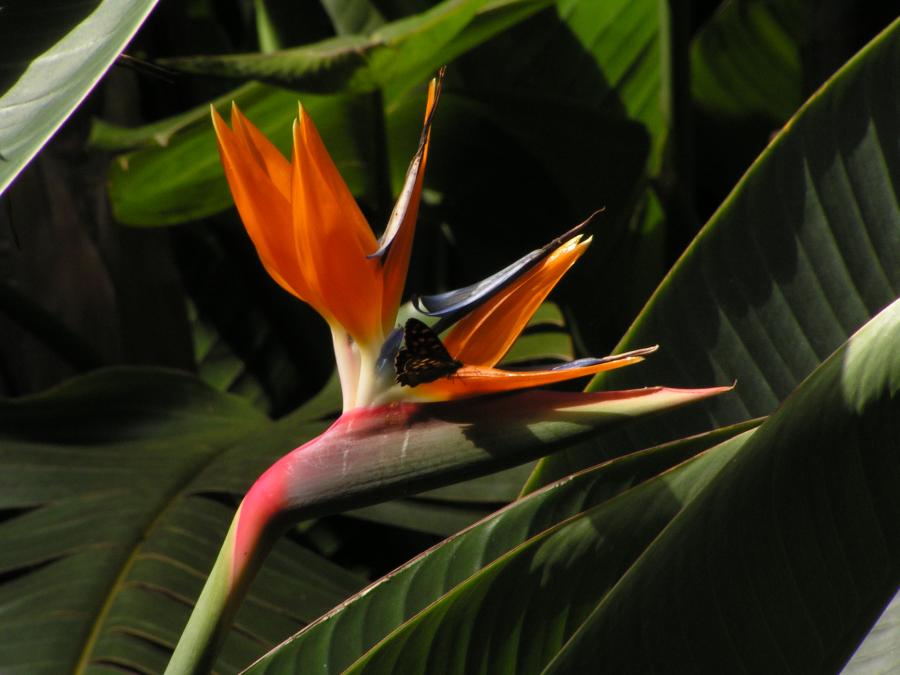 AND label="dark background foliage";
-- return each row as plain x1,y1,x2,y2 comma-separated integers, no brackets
0,0,897,640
